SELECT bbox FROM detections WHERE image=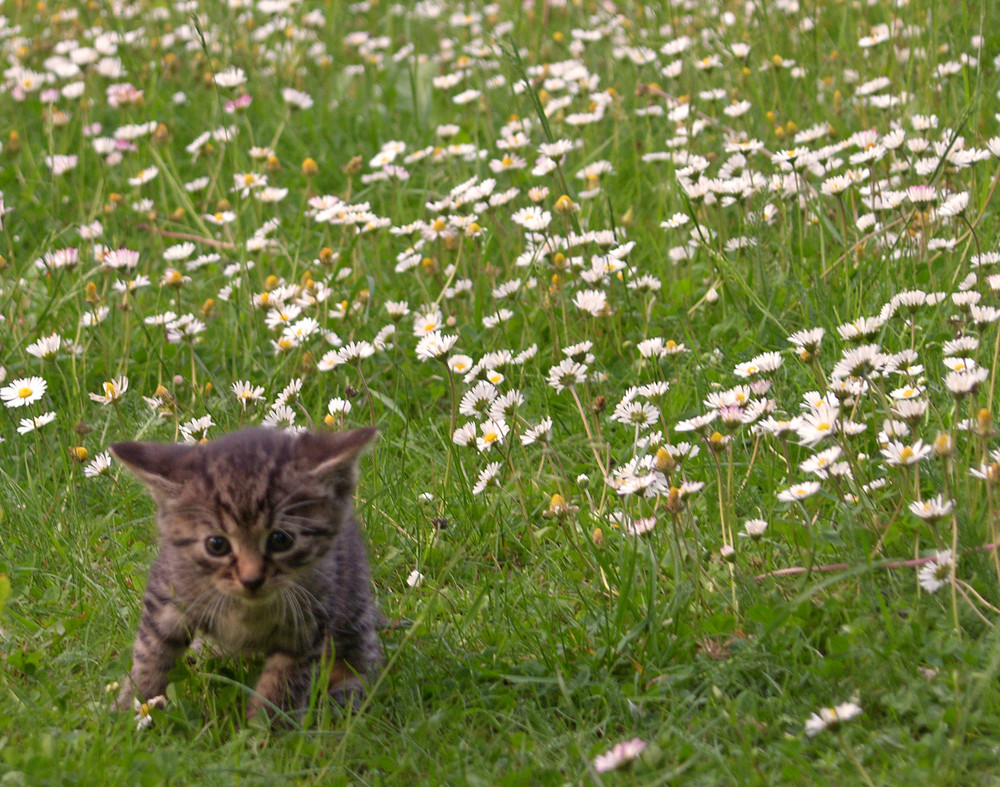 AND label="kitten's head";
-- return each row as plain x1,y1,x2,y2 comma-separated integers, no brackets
111,427,377,602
